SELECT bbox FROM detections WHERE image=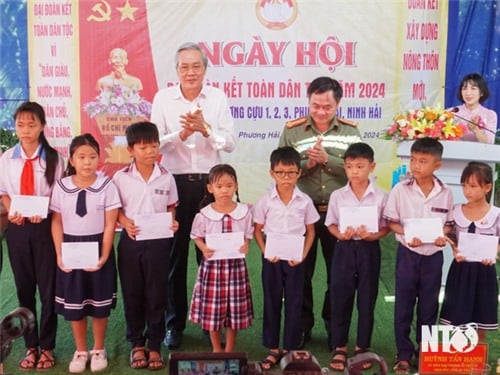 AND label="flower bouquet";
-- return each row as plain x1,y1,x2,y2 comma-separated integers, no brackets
83,84,152,137
83,84,152,119
83,84,152,165
380,105,467,142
